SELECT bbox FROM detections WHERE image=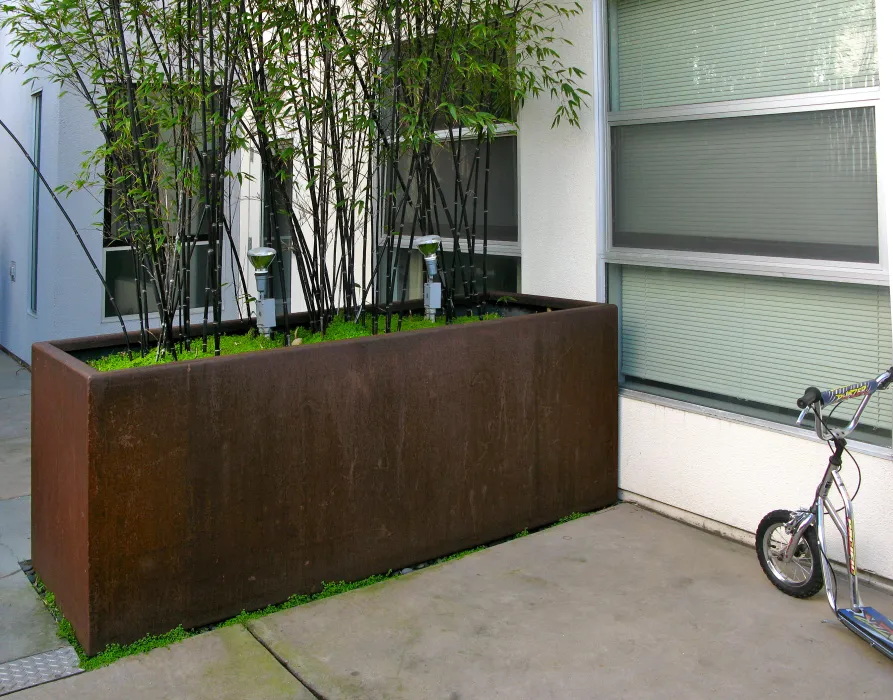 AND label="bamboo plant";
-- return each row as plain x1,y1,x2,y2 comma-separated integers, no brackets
2,0,588,353
2,0,249,357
